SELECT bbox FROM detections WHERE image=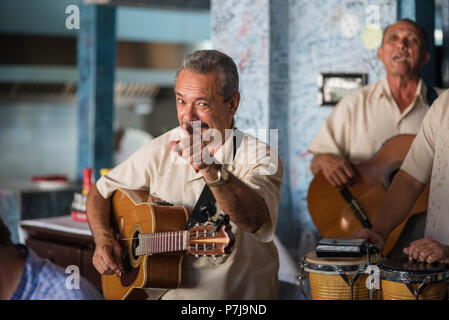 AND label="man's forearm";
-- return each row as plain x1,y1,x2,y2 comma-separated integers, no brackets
86,185,113,243
373,169,426,240
204,169,270,233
